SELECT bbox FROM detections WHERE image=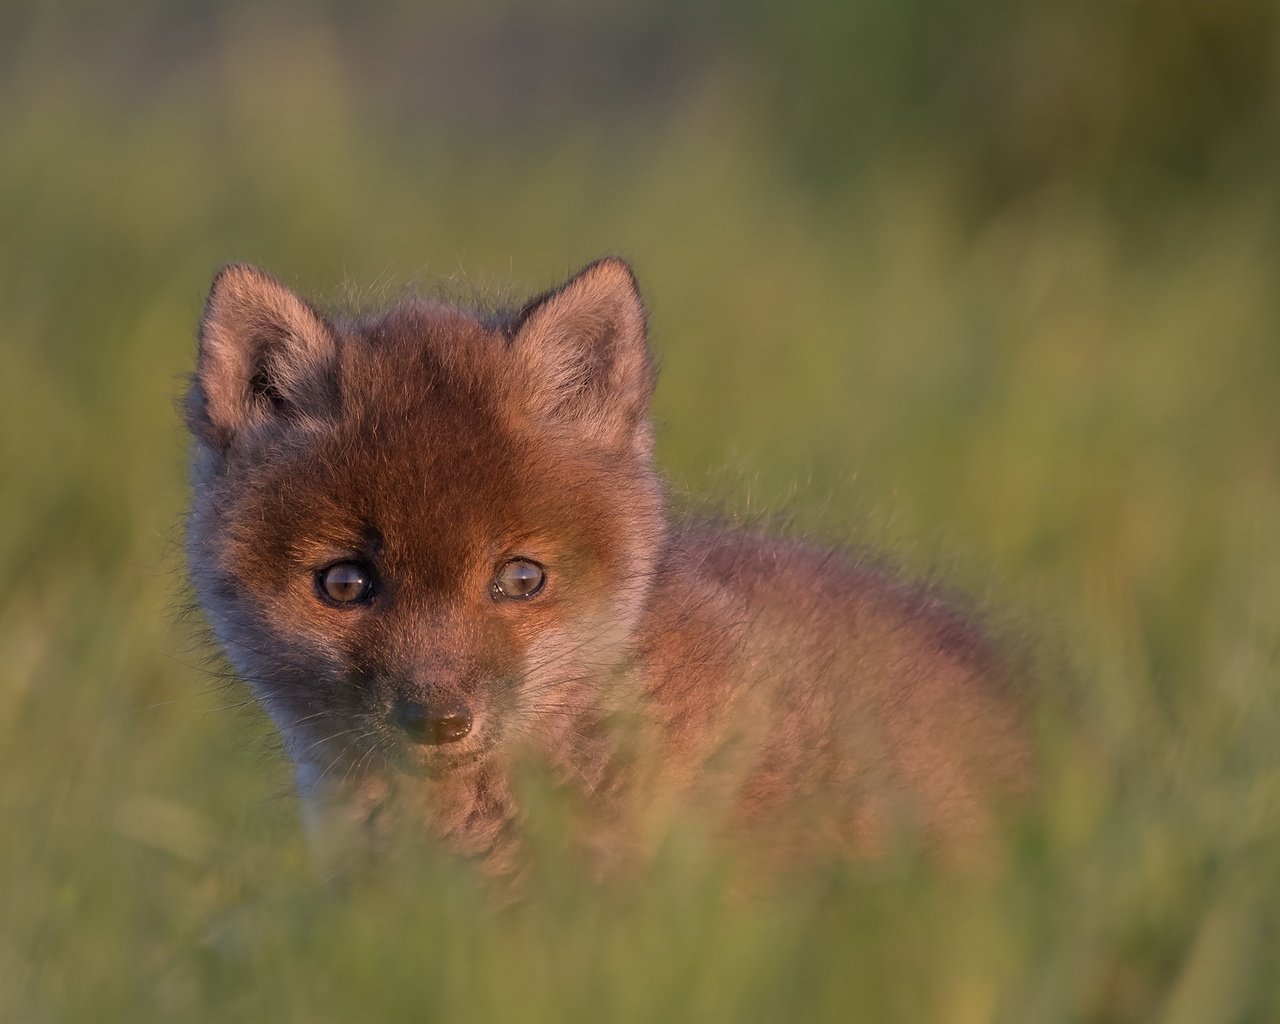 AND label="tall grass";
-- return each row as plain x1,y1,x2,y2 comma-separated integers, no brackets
1,5,1277,1021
